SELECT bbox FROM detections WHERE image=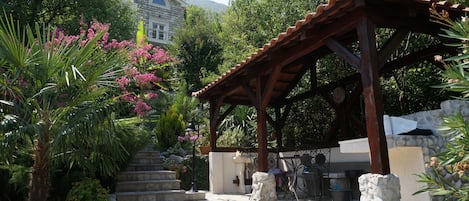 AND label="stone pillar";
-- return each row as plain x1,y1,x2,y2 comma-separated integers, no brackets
359,173,401,201
251,172,277,201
